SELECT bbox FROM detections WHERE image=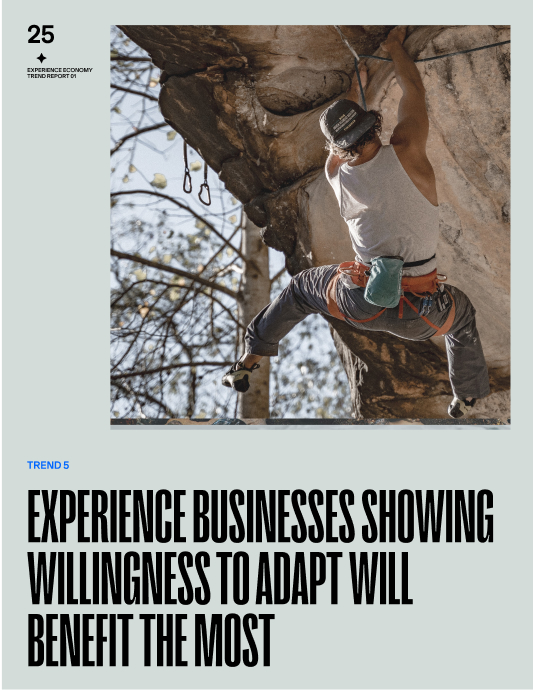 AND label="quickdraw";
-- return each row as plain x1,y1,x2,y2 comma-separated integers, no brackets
182,140,192,194
182,140,211,205
198,160,211,206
